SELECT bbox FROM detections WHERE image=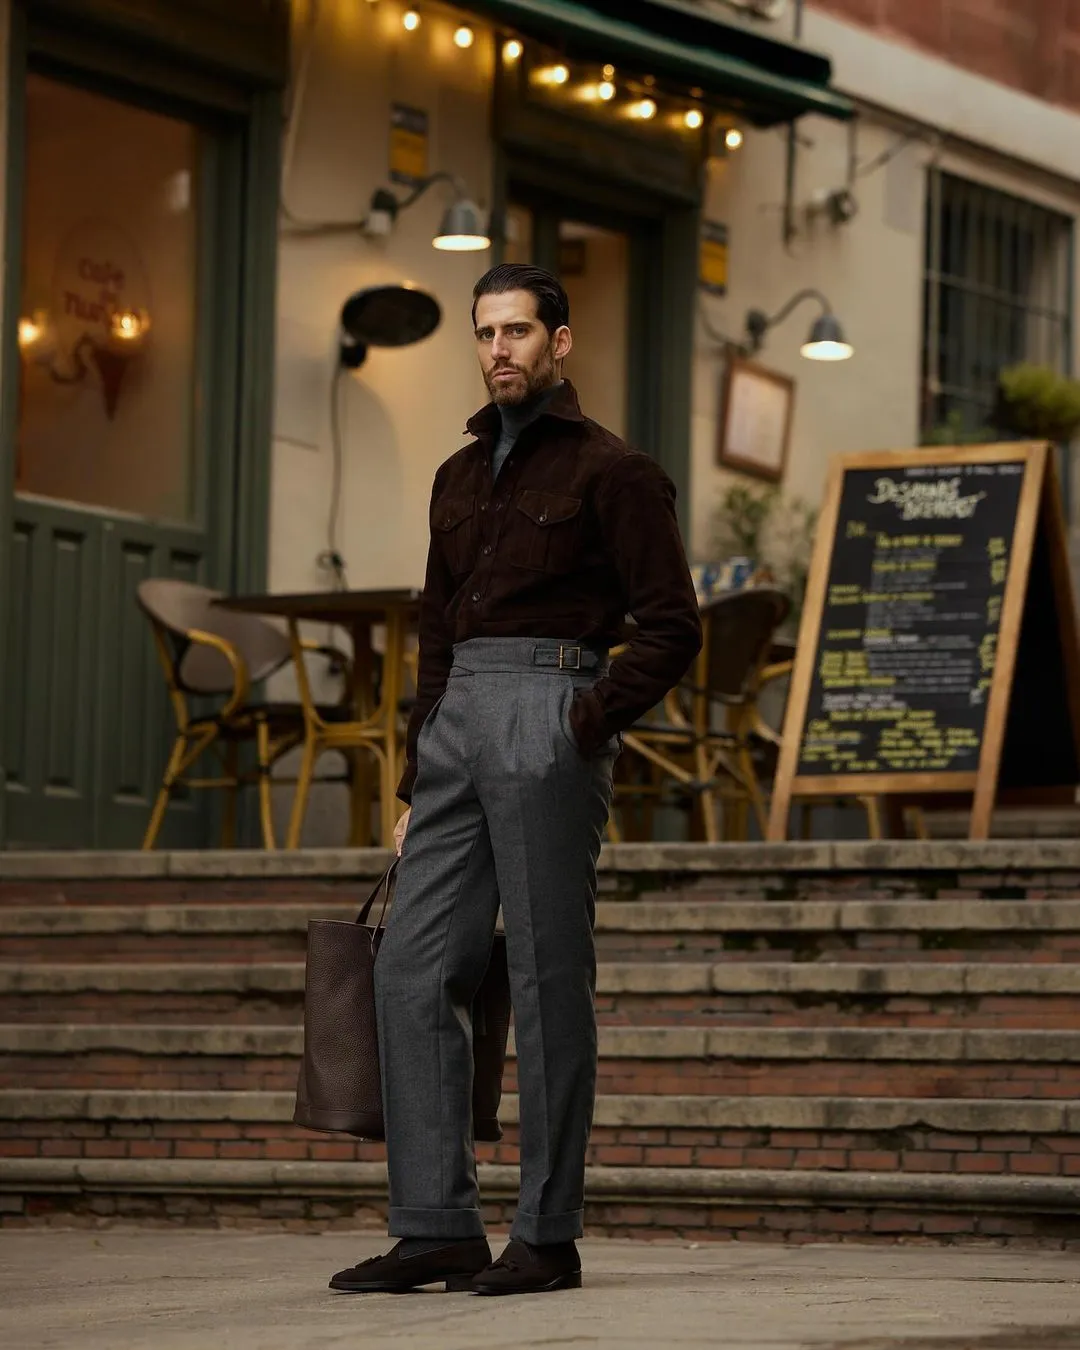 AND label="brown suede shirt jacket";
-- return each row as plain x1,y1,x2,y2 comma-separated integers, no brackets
397,380,703,803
